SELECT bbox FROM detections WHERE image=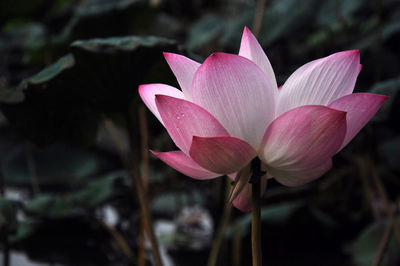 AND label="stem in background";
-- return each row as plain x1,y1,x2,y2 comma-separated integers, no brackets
252,0,267,38
250,158,263,266
207,177,232,266
25,151,40,195
0,161,9,266
139,105,149,190
100,220,136,263
355,157,380,221
138,105,149,266
370,162,400,247
373,0,383,83
333,0,344,24
0,170,4,196
232,221,242,266
138,222,146,266
371,219,394,266
104,116,163,266
251,181,262,266
125,111,163,266
2,235,9,266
